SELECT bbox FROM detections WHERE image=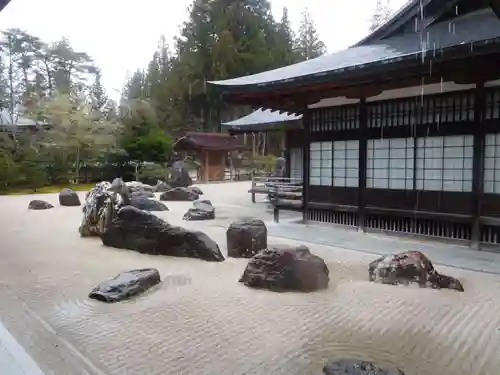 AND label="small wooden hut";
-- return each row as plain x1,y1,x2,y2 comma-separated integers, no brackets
174,132,241,182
